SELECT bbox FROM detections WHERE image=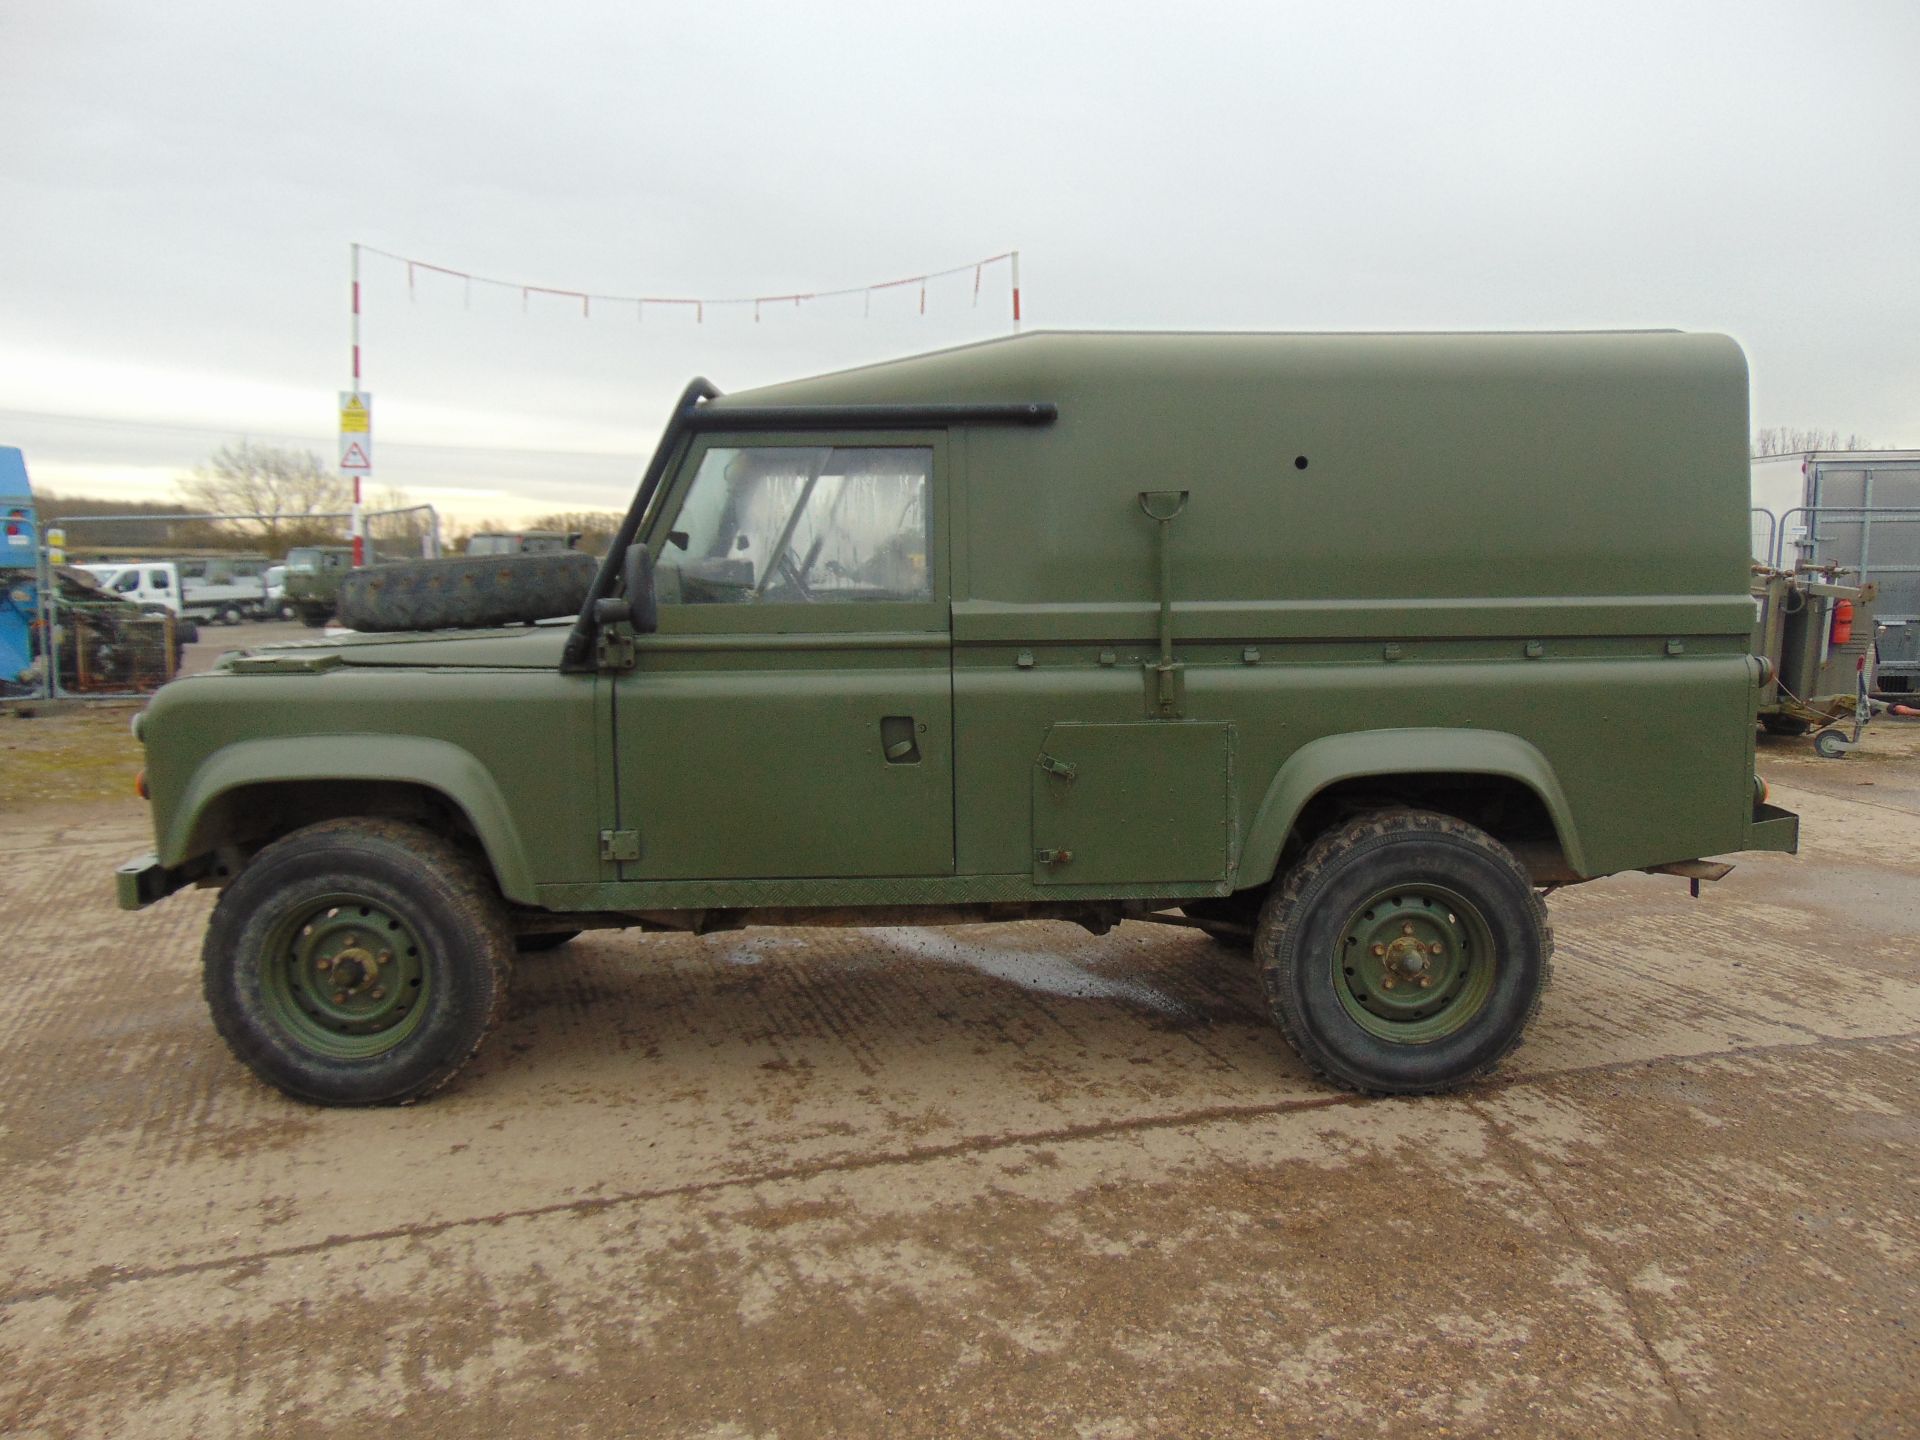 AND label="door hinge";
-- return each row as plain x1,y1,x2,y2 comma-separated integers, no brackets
1034,847,1074,867
599,829,641,862
1035,752,1078,781
596,626,636,670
